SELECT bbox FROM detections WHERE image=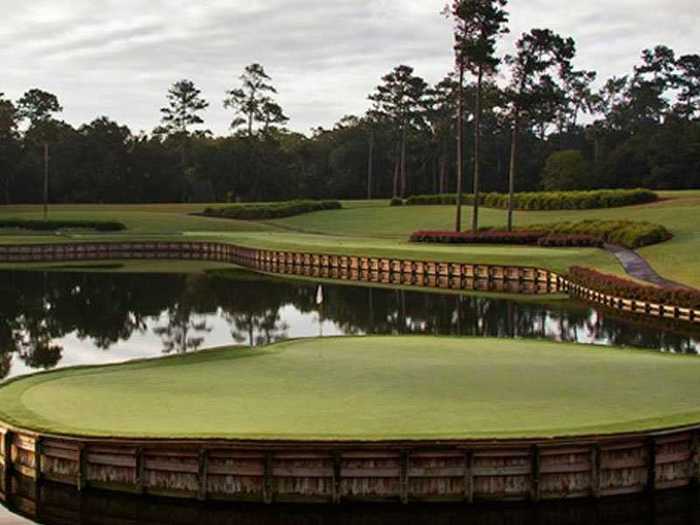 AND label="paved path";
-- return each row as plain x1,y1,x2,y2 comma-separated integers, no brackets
604,244,689,289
